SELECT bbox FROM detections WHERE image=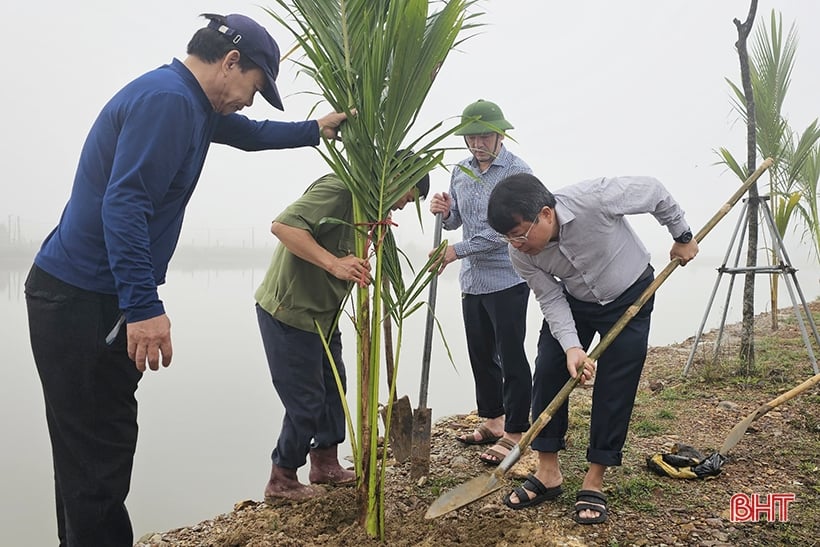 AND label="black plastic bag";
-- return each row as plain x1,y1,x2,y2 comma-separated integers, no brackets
646,443,726,479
